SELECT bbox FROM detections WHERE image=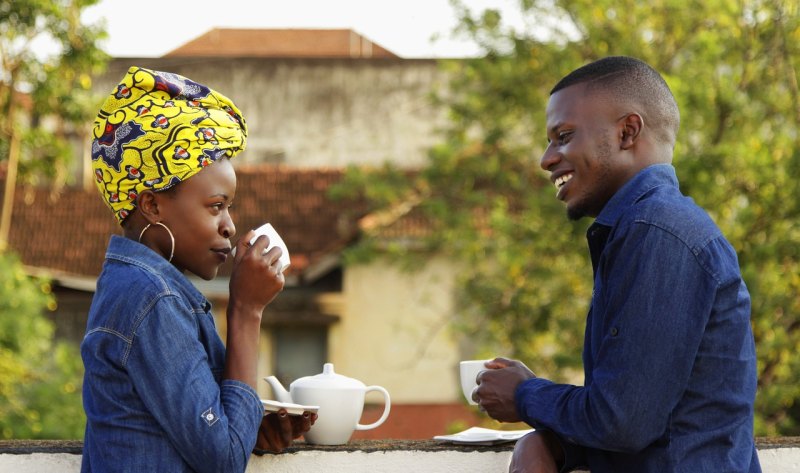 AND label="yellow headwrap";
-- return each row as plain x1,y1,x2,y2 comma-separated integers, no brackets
91,66,247,224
